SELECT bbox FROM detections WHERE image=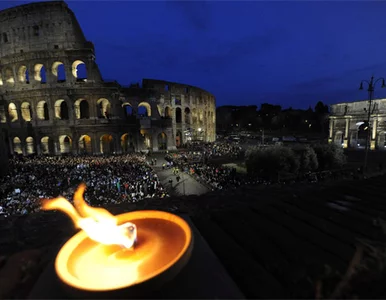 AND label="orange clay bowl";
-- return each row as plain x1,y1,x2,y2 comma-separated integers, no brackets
55,210,194,299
